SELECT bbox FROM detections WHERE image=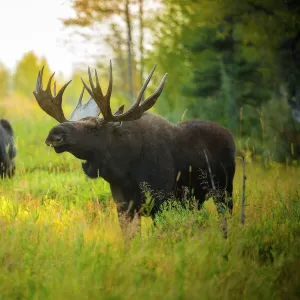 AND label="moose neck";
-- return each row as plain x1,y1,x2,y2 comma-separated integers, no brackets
81,154,126,183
